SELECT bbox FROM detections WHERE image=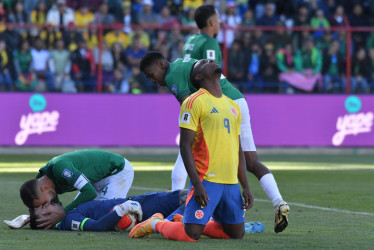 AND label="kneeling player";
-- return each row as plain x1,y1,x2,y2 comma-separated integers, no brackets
129,59,252,241
29,190,187,231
